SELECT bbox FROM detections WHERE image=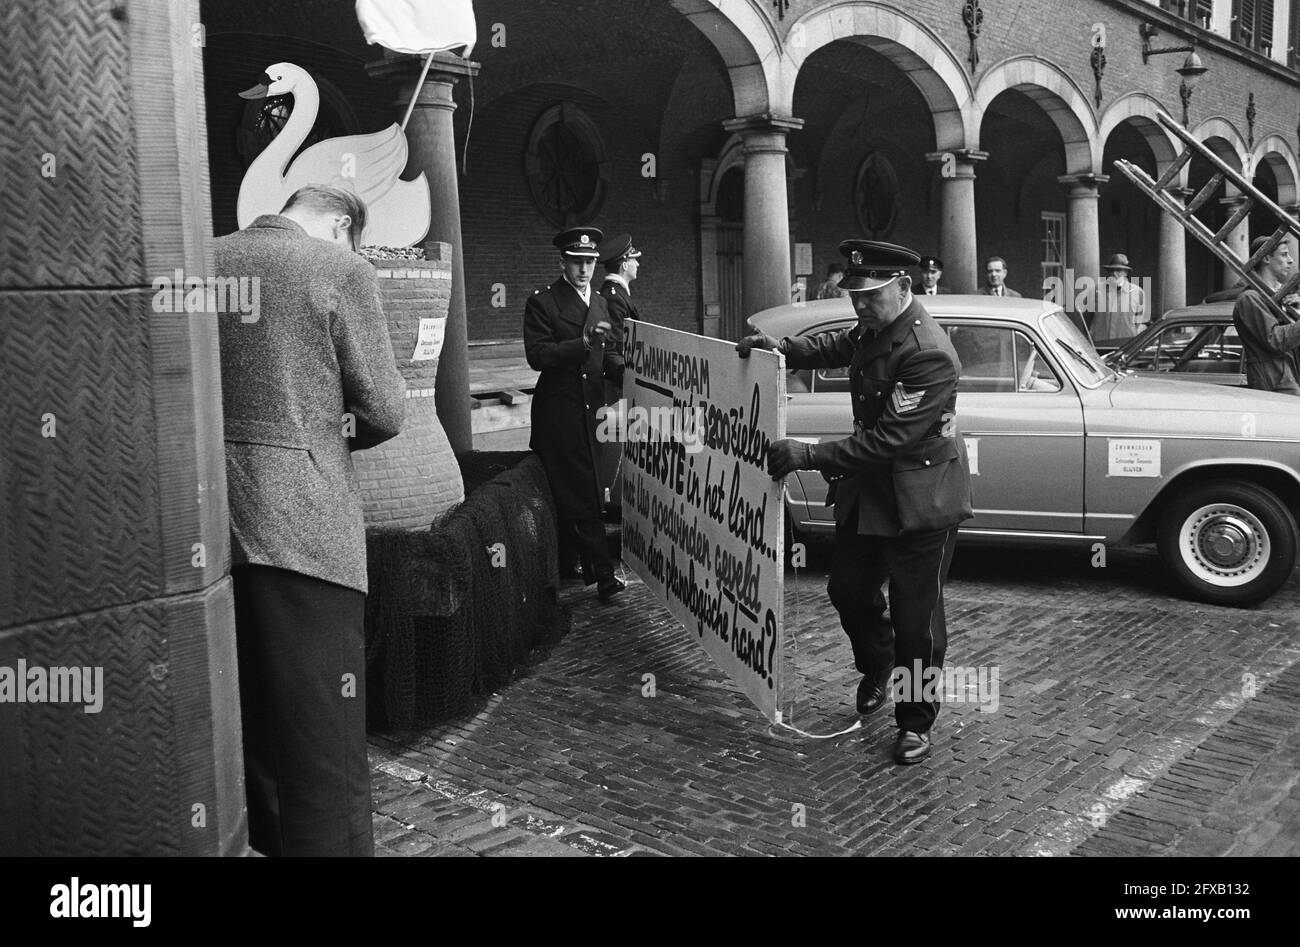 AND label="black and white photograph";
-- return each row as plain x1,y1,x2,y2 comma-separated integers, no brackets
2,0,1298,914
